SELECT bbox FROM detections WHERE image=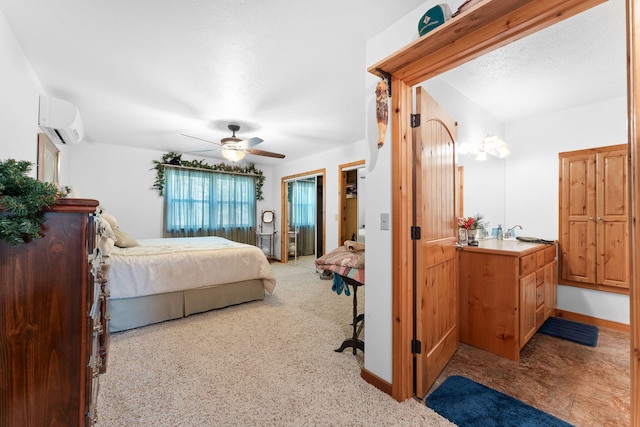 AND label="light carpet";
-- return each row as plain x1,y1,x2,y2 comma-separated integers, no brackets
96,256,453,426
